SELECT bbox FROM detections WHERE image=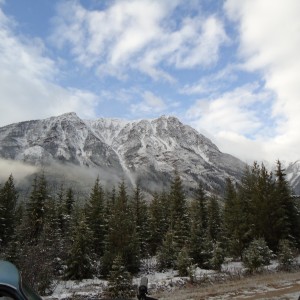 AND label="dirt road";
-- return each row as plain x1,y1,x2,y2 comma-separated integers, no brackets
153,271,300,299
